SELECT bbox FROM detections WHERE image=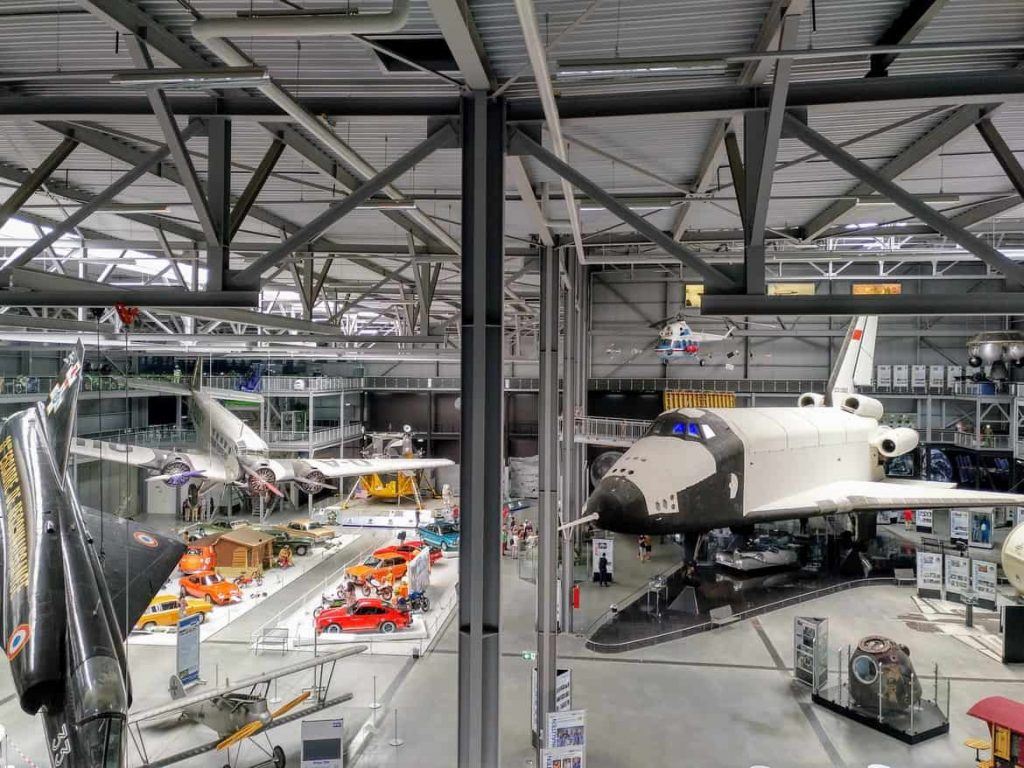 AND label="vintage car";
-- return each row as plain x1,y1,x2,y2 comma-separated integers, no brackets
254,525,313,556
416,521,460,551
179,570,243,605
375,540,443,565
275,518,337,542
135,594,213,631
179,517,248,542
344,551,415,585
315,598,412,634
178,544,216,574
